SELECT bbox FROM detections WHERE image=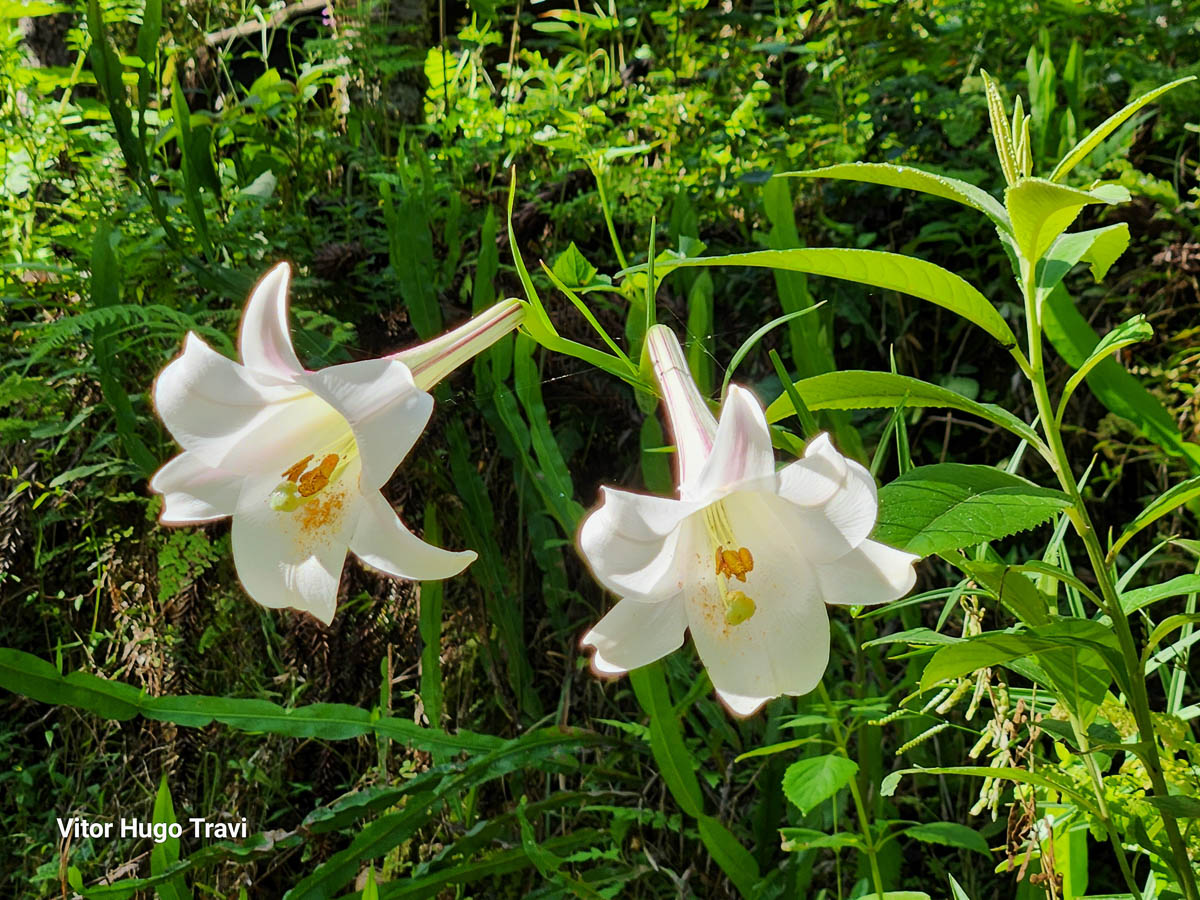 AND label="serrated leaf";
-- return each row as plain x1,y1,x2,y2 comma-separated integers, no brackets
781,754,858,815
875,463,1070,556
903,822,991,856
776,164,1010,229
1006,178,1128,264
631,247,1018,347
1050,76,1196,182
764,371,1042,448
